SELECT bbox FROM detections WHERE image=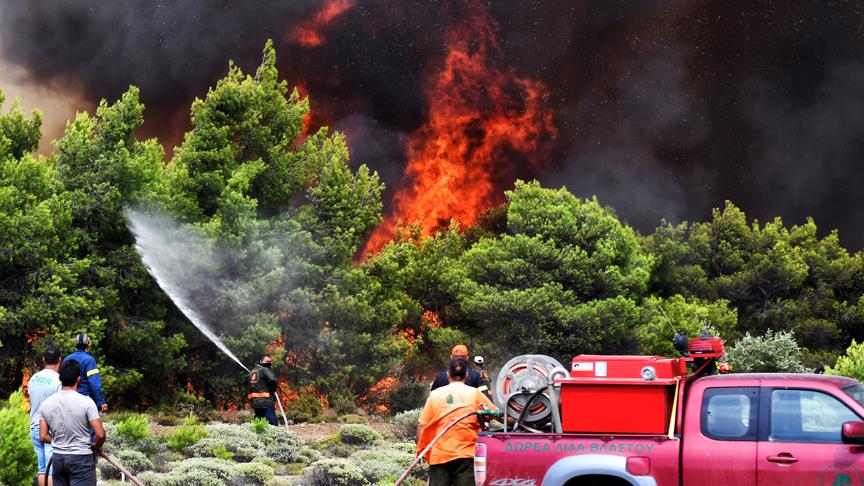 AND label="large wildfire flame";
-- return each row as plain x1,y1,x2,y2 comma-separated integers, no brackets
289,0,355,47
362,2,556,255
